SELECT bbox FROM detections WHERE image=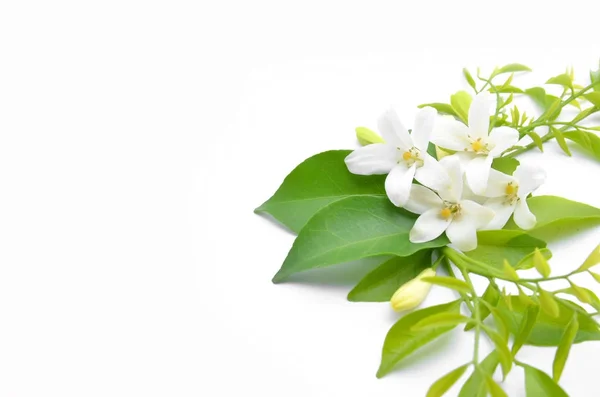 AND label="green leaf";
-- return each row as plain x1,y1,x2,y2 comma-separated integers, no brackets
551,127,572,156
427,142,438,160
355,127,384,145
463,68,477,91
502,259,519,280
377,300,461,378
491,157,519,175
484,327,512,379
485,375,508,397
523,364,569,397
590,271,600,283
525,87,548,109
546,73,573,90
495,63,532,75
539,289,560,317
497,296,600,346
532,248,551,278
583,92,600,106
272,196,448,282
458,352,499,397
571,106,599,124
525,130,544,152
494,85,523,94
591,66,600,92
515,248,552,270
553,314,578,382
567,281,592,304
418,103,458,117
347,251,431,302
427,363,470,397
564,130,600,161
577,243,600,271
255,150,386,233
411,312,471,331
512,305,540,356
465,284,499,331
450,91,473,123
420,276,471,294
